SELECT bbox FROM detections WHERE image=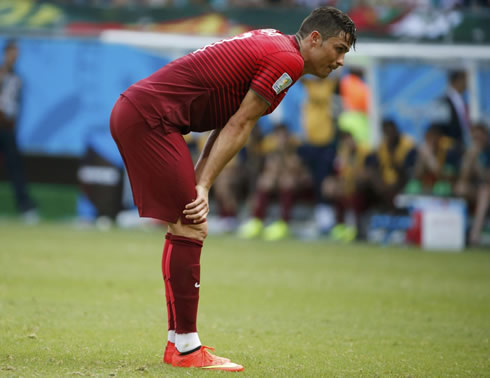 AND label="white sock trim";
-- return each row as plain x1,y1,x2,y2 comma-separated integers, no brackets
168,330,176,344
175,332,201,353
